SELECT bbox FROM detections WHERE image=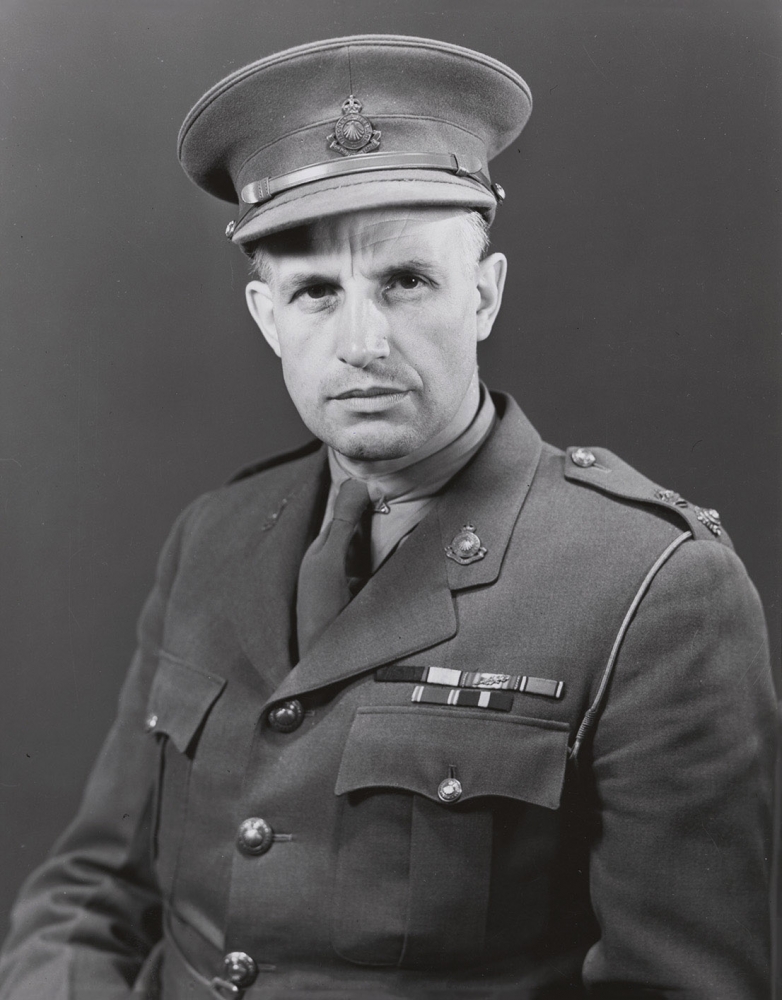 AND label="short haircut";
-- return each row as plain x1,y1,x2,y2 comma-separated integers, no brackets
245,209,491,284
